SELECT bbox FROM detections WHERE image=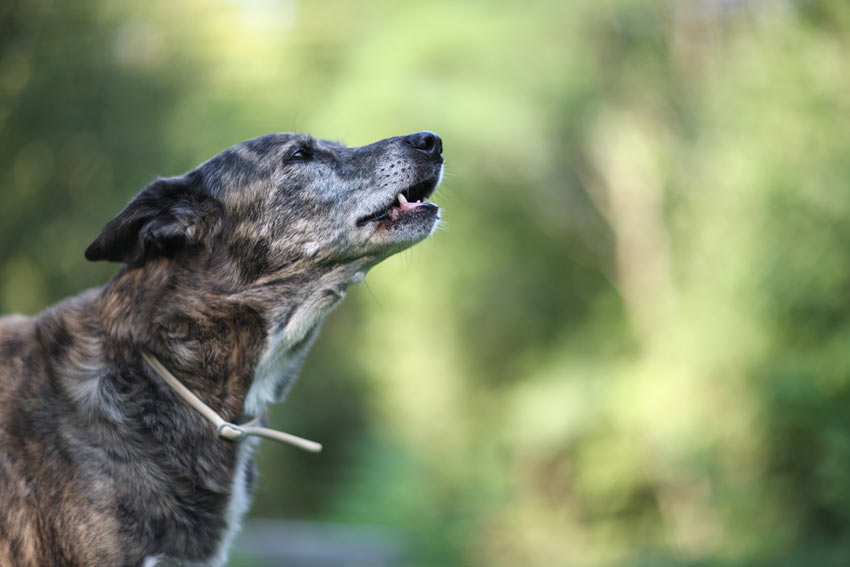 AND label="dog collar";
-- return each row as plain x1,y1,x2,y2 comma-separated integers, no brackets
141,351,322,453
